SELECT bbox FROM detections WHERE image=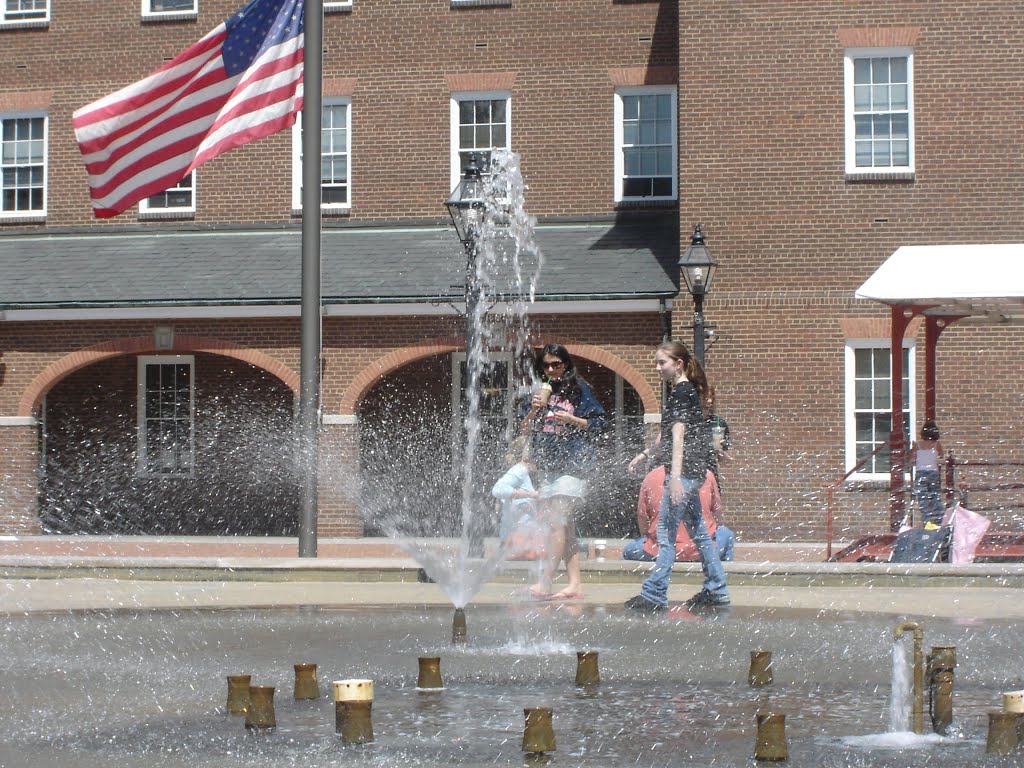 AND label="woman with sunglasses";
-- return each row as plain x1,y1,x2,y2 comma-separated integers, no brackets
521,343,606,600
